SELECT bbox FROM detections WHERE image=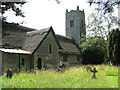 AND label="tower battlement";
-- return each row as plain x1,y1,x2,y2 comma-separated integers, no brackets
66,6,84,14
